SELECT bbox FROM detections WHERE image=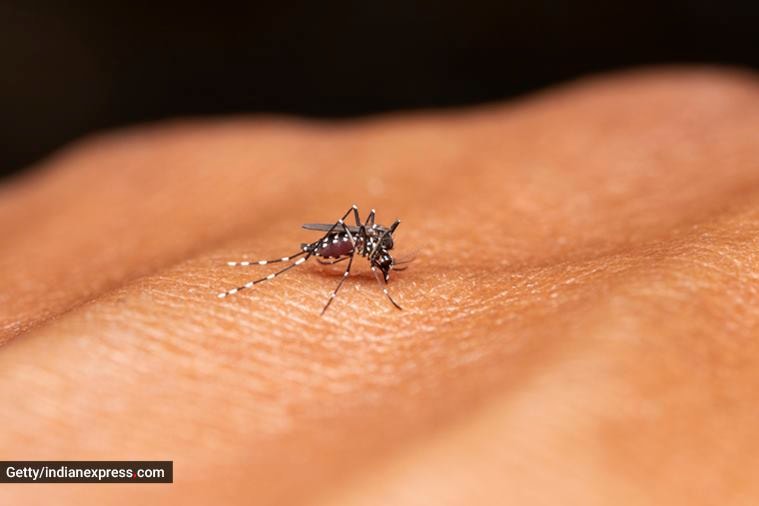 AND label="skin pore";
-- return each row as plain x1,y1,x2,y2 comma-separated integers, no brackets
1,68,759,505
